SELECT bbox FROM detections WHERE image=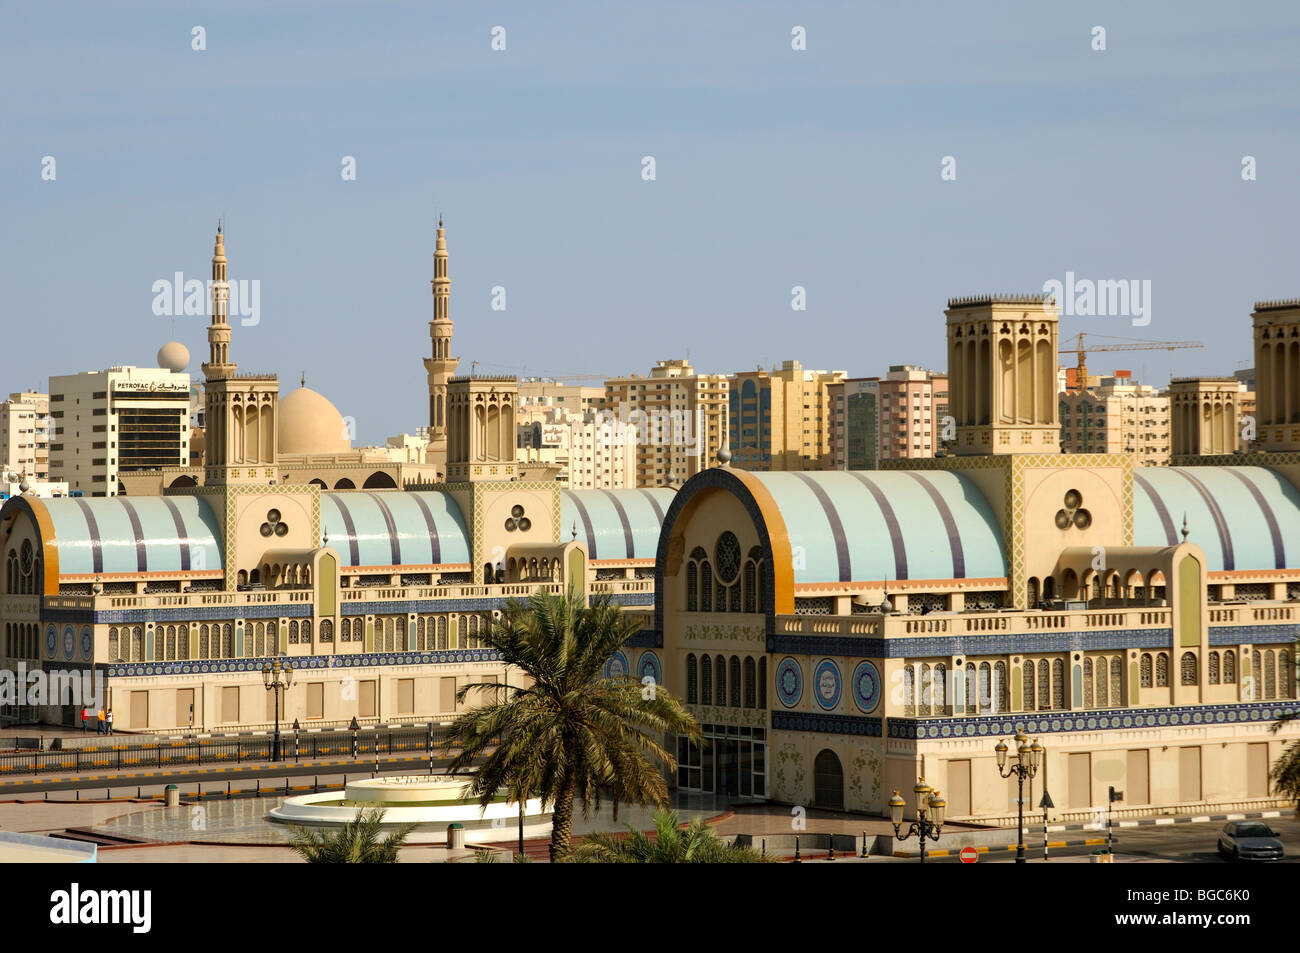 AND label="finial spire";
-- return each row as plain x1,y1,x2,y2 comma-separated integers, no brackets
1181,512,1189,541
301,371,306,389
